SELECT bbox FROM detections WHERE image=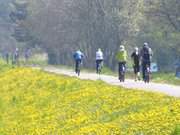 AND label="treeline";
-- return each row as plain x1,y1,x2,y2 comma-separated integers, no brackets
26,0,146,69
0,0,17,52
1,0,180,71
